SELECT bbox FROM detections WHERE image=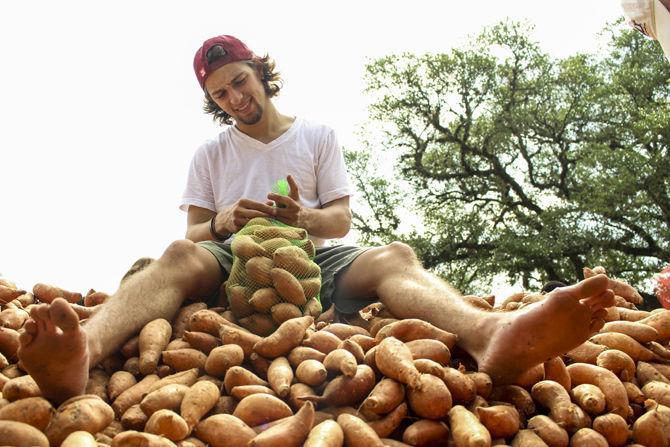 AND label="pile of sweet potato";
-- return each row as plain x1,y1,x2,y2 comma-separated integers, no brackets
1,275,670,446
